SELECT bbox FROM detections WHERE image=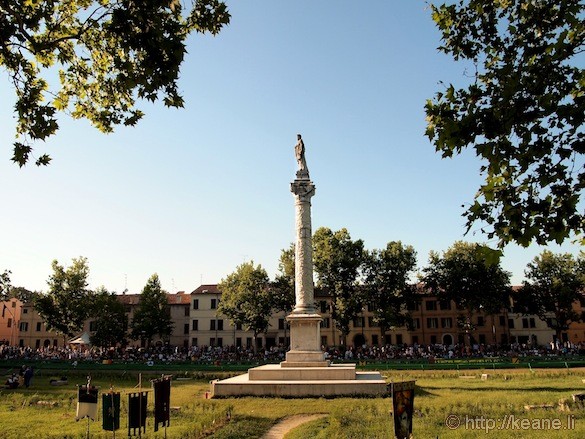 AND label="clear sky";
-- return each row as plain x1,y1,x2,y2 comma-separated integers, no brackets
0,1,581,294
